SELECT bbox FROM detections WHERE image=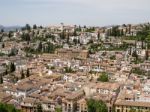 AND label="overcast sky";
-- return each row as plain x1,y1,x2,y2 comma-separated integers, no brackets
0,0,150,26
